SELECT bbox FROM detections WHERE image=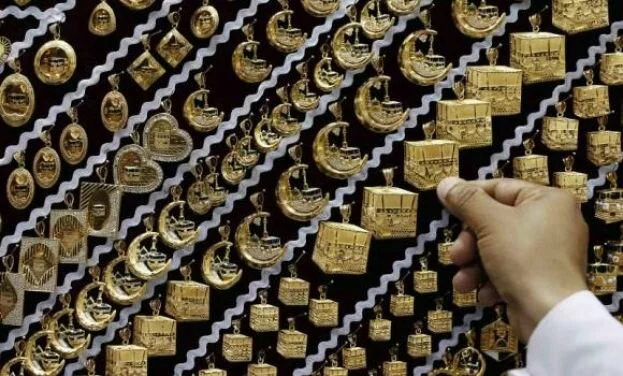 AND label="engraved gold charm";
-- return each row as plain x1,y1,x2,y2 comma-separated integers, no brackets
595,172,623,224
278,263,310,306
404,121,460,190
7,151,35,210
586,116,623,167
127,34,166,90
553,155,588,203
76,266,116,331
273,85,301,136
250,289,280,332
133,298,176,357
277,317,308,359
0,341,28,375
222,319,253,362
157,11,193,68
60,107,88,166
233,23,272,83
414,256,438,293
452,330,486,376
512,135,549,185
128,216,170,280
50,192,88,264
105,326,148,376
188,163,212,215
605,225,623,275
314,43,344,93
222,135,248,185
383,346,407,376
119,0,155,10
291,61,319,112
342,333,367,370
113,132,164,193
80,163,122,237
453,287,477,307
248,350,277,376
309,285,339,327
600,36,623,85
104,240,147,305
0,255,25,326
0,58,35,127
191,0,220,39
573,69,610,119
159,185,199,249
143,99,193,162
24,317,65,376
267,0,307,53
552,0,609,34
253,103,282,153
452,0,505,39
542,100,578,151
368,304,391,342
427,298,452,333
235,192,284,269
101,73,129,132
19,222,59,292
332,6,373,70
313,100,368,179
165,263,211,321
588,245,618,296
300,0,339,17
202,224,243,289
34,24,77,85
236,117,261,167
205,156,228,207
361,167,418,239
480,305,518,358
33,130,61,189
389,280,414,317
0,33,10,65
89,0,117,36
407,321,432,358
438,228,454,266
198,354,227,376
323,354,348,376
184,69,224,133
361,0,394,39
49,294,90,359
385,0,419,16
277,144,329,221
